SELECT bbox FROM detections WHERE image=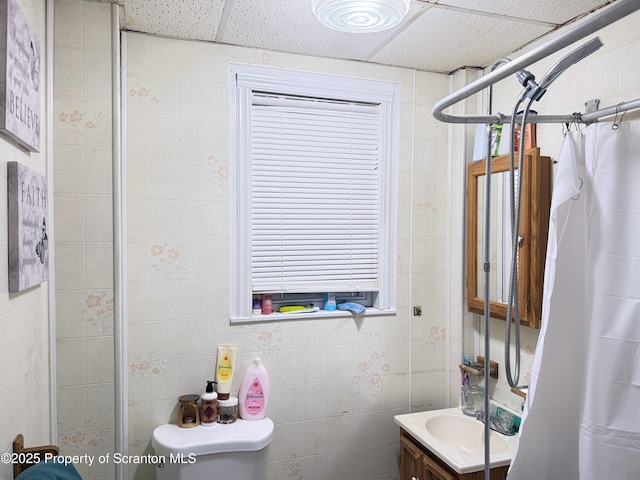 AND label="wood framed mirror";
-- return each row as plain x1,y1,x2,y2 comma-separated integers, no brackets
467,147,552,329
